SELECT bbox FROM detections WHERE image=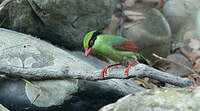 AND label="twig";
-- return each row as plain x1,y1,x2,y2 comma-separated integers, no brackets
0,0,13,11
22,78,41,106
0,63,193,87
